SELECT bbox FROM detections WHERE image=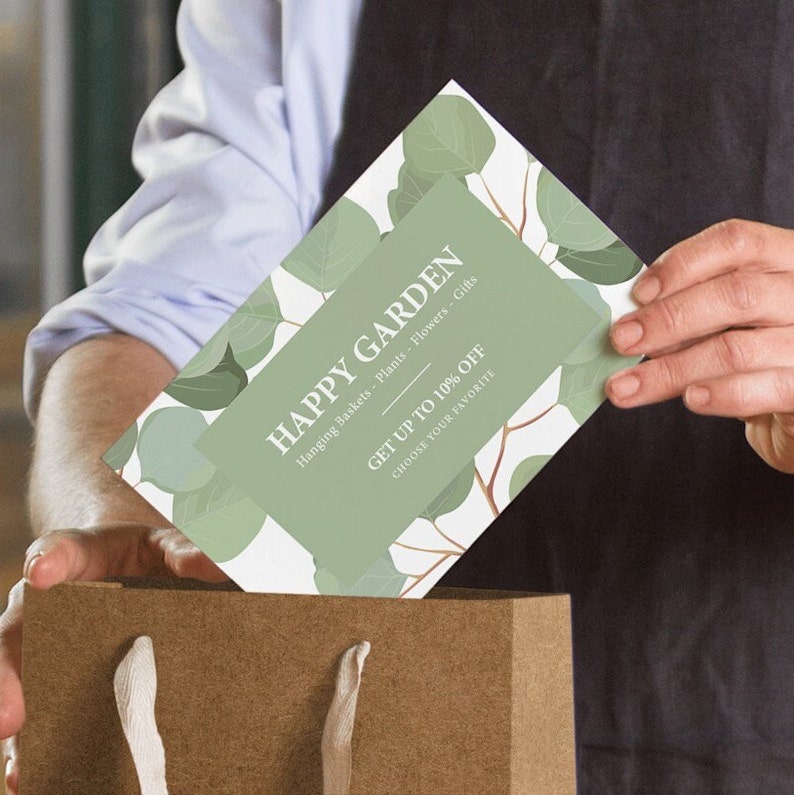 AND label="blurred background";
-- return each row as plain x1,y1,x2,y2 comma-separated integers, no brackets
0,0,181,617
